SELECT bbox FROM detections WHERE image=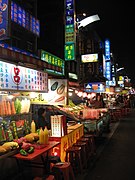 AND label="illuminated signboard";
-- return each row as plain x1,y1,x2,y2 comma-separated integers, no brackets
106,80,116,86
0,0,10,40
65,43,75,60
65,0,74,26
105,61,111,81
0,42,39,58
0,61,48,92
84,82,105,93
64,0,76,60
105,39,110,60
11,1,40,36
41,50,65,76
81,53,98,63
